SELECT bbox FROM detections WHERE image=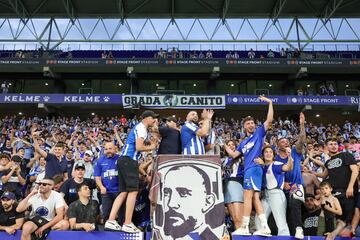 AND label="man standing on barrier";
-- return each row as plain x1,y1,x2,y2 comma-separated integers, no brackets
105,110,159,233
225,95,273,236
181,109,214,155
